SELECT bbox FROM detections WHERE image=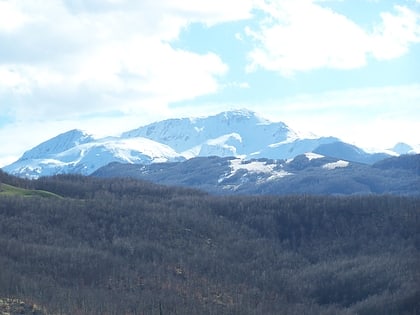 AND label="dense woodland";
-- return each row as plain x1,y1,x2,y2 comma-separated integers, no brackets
0,170,419,314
